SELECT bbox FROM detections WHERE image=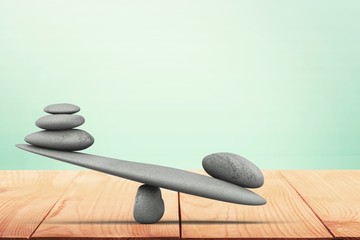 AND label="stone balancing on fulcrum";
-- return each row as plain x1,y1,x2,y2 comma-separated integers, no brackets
17,103,266,224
